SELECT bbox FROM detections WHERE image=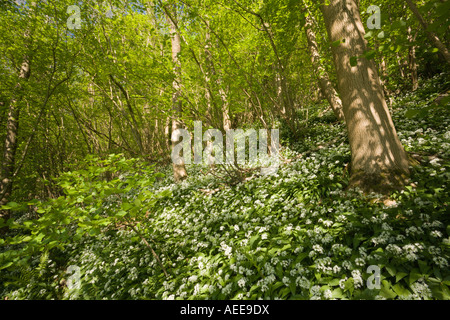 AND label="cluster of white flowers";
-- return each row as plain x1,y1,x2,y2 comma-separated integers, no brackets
296,276,310,289
309,285,322,300
32,90,446,302
405,226,424,236
220,241,233,258
351,270,363,289
410,280,432,300
237,278,247,289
